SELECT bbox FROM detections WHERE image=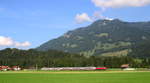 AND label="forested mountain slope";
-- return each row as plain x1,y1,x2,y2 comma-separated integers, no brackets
37,19,150,56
